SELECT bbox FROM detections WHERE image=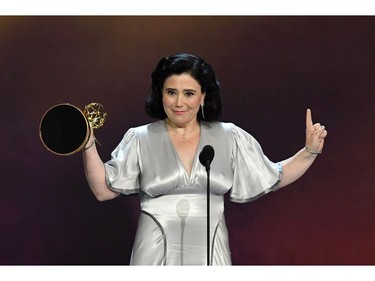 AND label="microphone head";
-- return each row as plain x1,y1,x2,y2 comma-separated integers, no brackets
199,145,215,168
176,199,190,220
